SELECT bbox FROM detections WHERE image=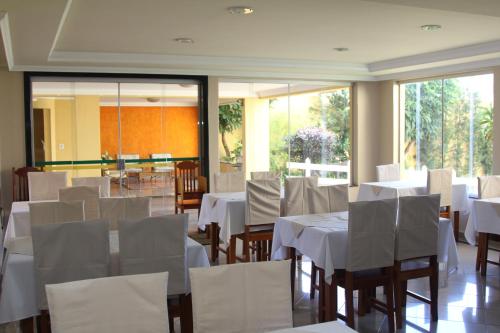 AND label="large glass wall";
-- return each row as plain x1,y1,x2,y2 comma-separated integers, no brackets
218,81,351,184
